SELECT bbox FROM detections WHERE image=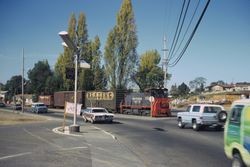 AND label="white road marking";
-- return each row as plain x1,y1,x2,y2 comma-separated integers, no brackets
23,128,62,149
60,146,88,151
0,152,32,160
92,126,117,140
